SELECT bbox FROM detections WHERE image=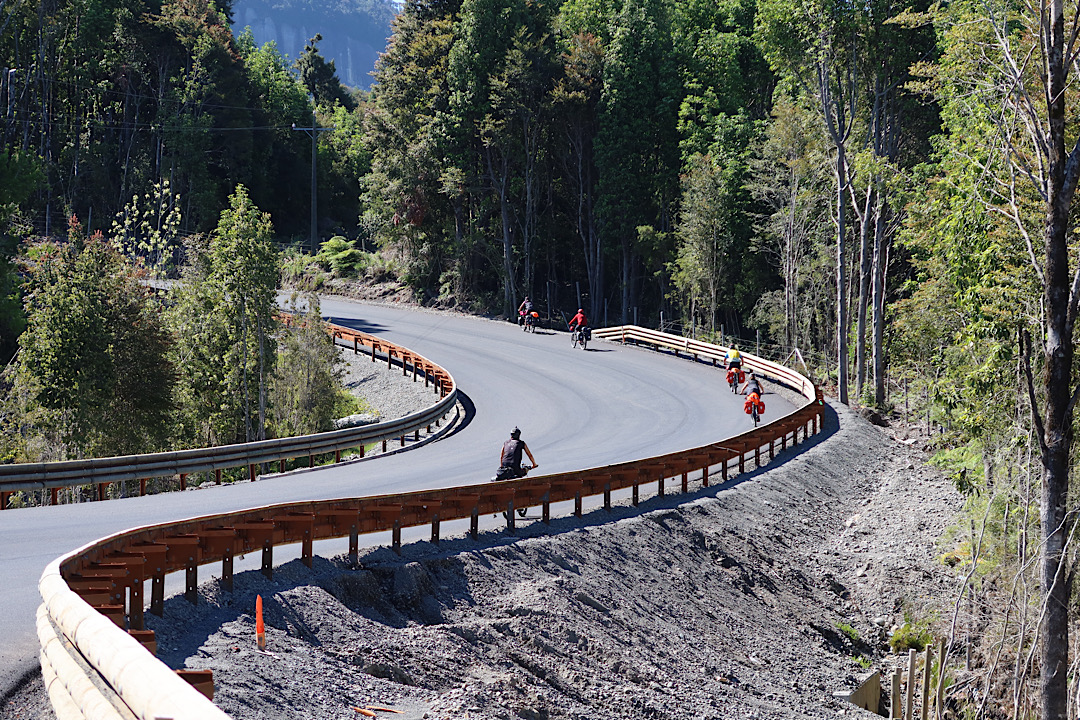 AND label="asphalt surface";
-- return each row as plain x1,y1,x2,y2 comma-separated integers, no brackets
0,299,792,697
